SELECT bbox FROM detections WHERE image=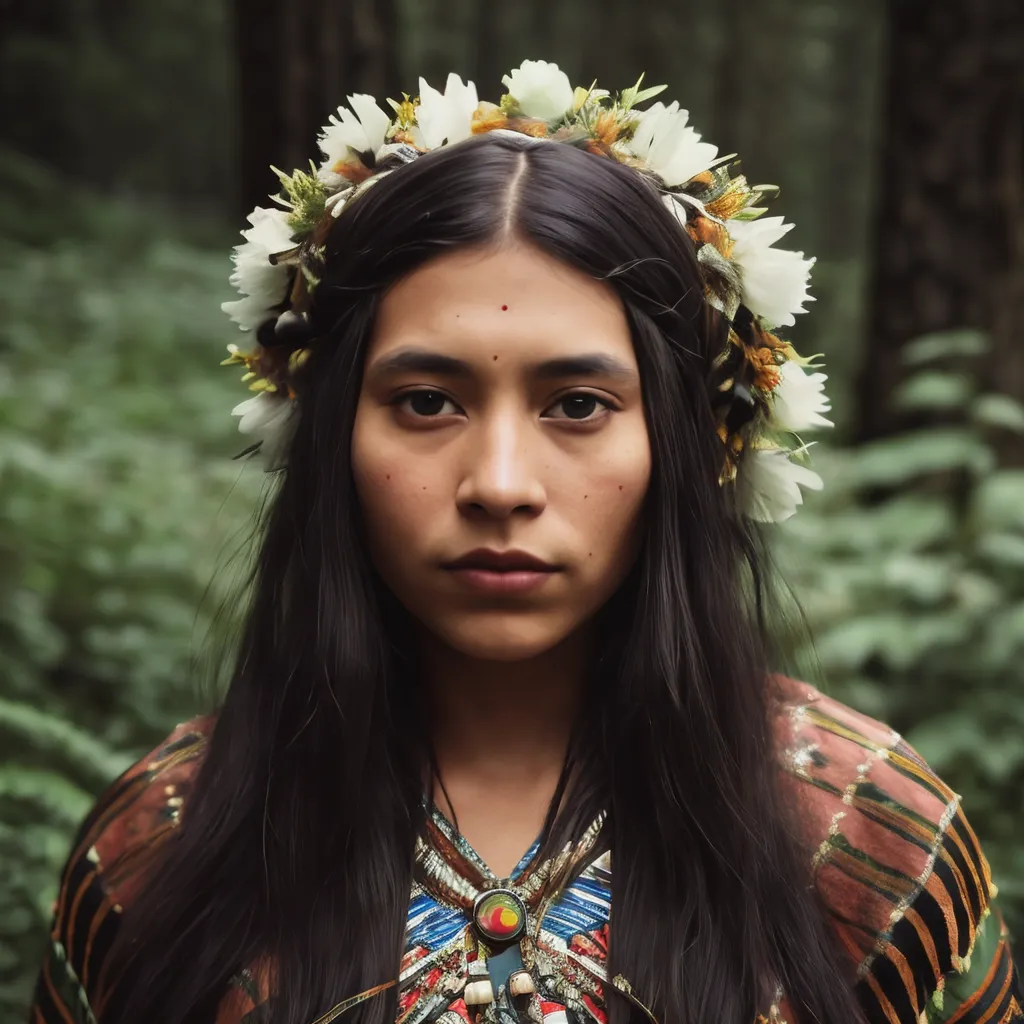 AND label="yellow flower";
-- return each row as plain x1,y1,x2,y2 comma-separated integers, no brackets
389,95,418,129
